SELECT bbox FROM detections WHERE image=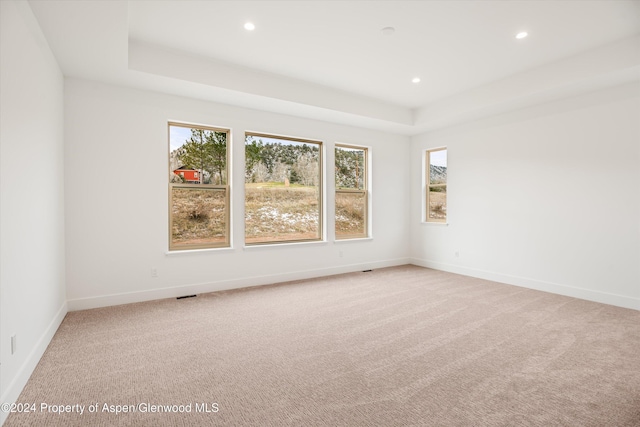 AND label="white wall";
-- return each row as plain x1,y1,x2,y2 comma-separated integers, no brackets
64,79,410,309
410,82,640,310
0,1,67,422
